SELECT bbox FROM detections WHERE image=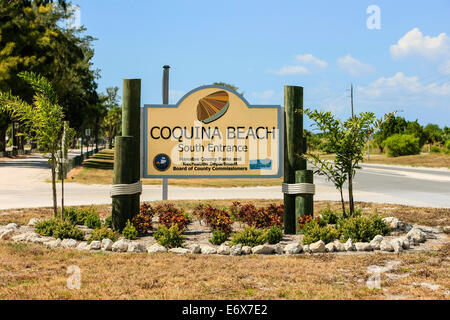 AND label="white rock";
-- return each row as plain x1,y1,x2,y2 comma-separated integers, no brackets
0,229,14,240
101,239,113,251
273,244,284,254
372,235,384,243
400,237,410,250
355,242,373,252
284,243,303,255
169,247,189,254
325,242,336,253
30,235,52,244
28,218,40,226
89,240,102,250
406,228,427,244
309,240,326,253
200,245,217,255
61,239,77,248
230,244,242,256
252,244,275,255
380,239,394,252
217,244,231,255
303,244,310,253
333,240,346,252
241,246,252,255
147,243,168,253
4,223,20,230
127,242,147,252
382,217,399,229
187,244,201,254
370,240,381,250
76,242,88,250
391,239,403,253
46,239,61,248
345,239,356,251
112,239,129,252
